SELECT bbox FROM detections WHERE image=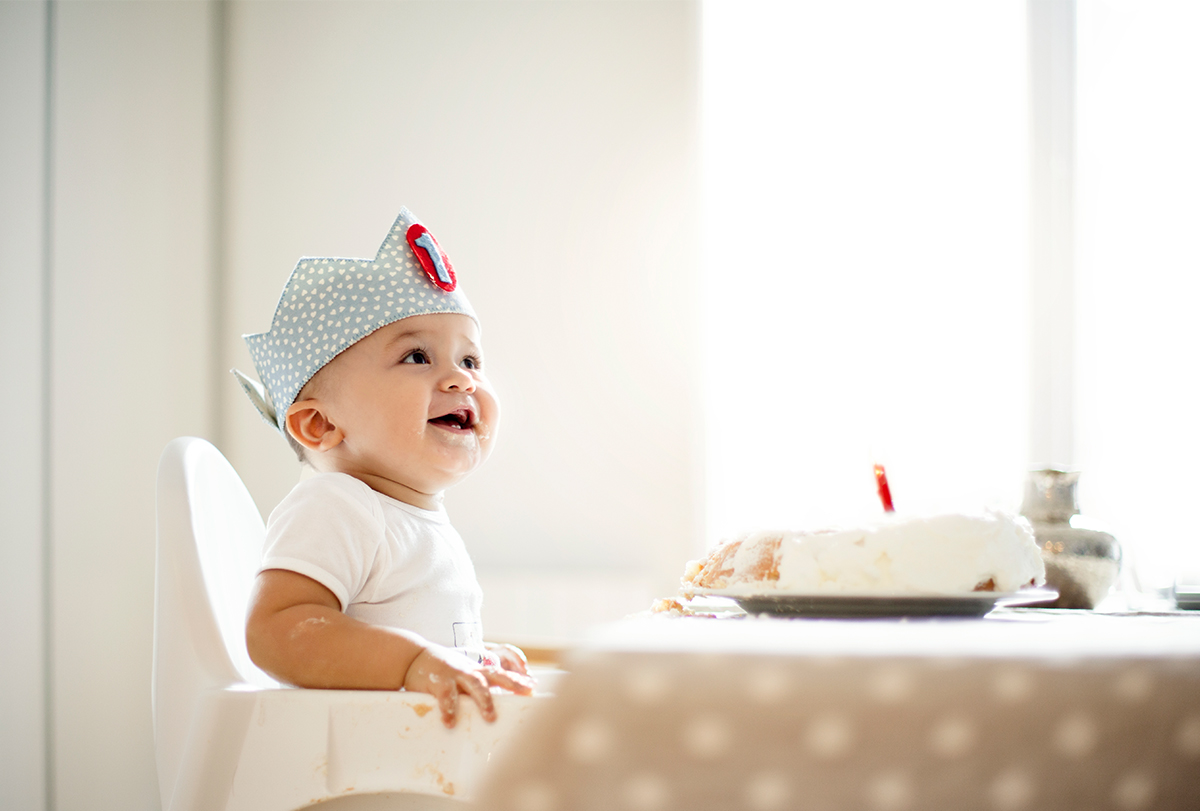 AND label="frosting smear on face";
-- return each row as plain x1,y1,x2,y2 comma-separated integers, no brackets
683,510,1046,596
